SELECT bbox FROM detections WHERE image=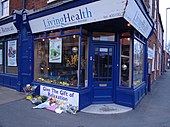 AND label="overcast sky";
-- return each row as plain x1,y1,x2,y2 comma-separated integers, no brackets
159,0,170,45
